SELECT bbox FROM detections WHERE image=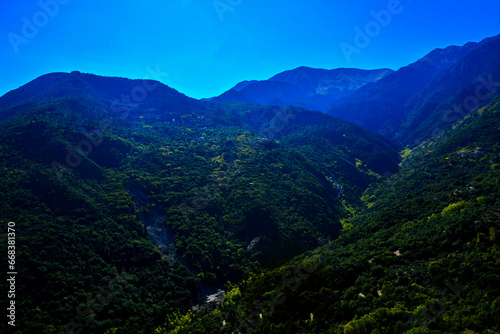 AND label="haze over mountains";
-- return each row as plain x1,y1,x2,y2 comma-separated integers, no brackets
211,35,500,147
329,36,500,146
208,67,394,113
0,34,499,334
